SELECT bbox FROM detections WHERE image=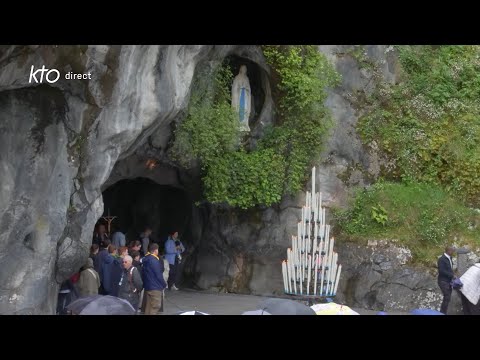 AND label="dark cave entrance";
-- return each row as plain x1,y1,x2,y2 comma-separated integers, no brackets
101,177,192,246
